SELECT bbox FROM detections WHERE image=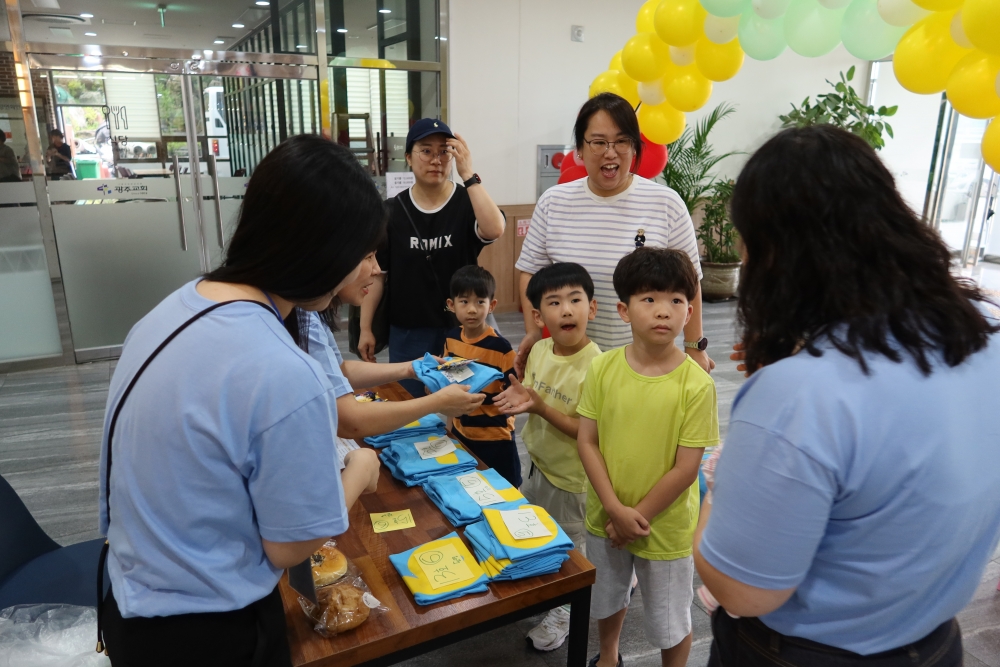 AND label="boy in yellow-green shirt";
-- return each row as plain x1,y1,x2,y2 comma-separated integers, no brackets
577,247,719,667
493,262,600,652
